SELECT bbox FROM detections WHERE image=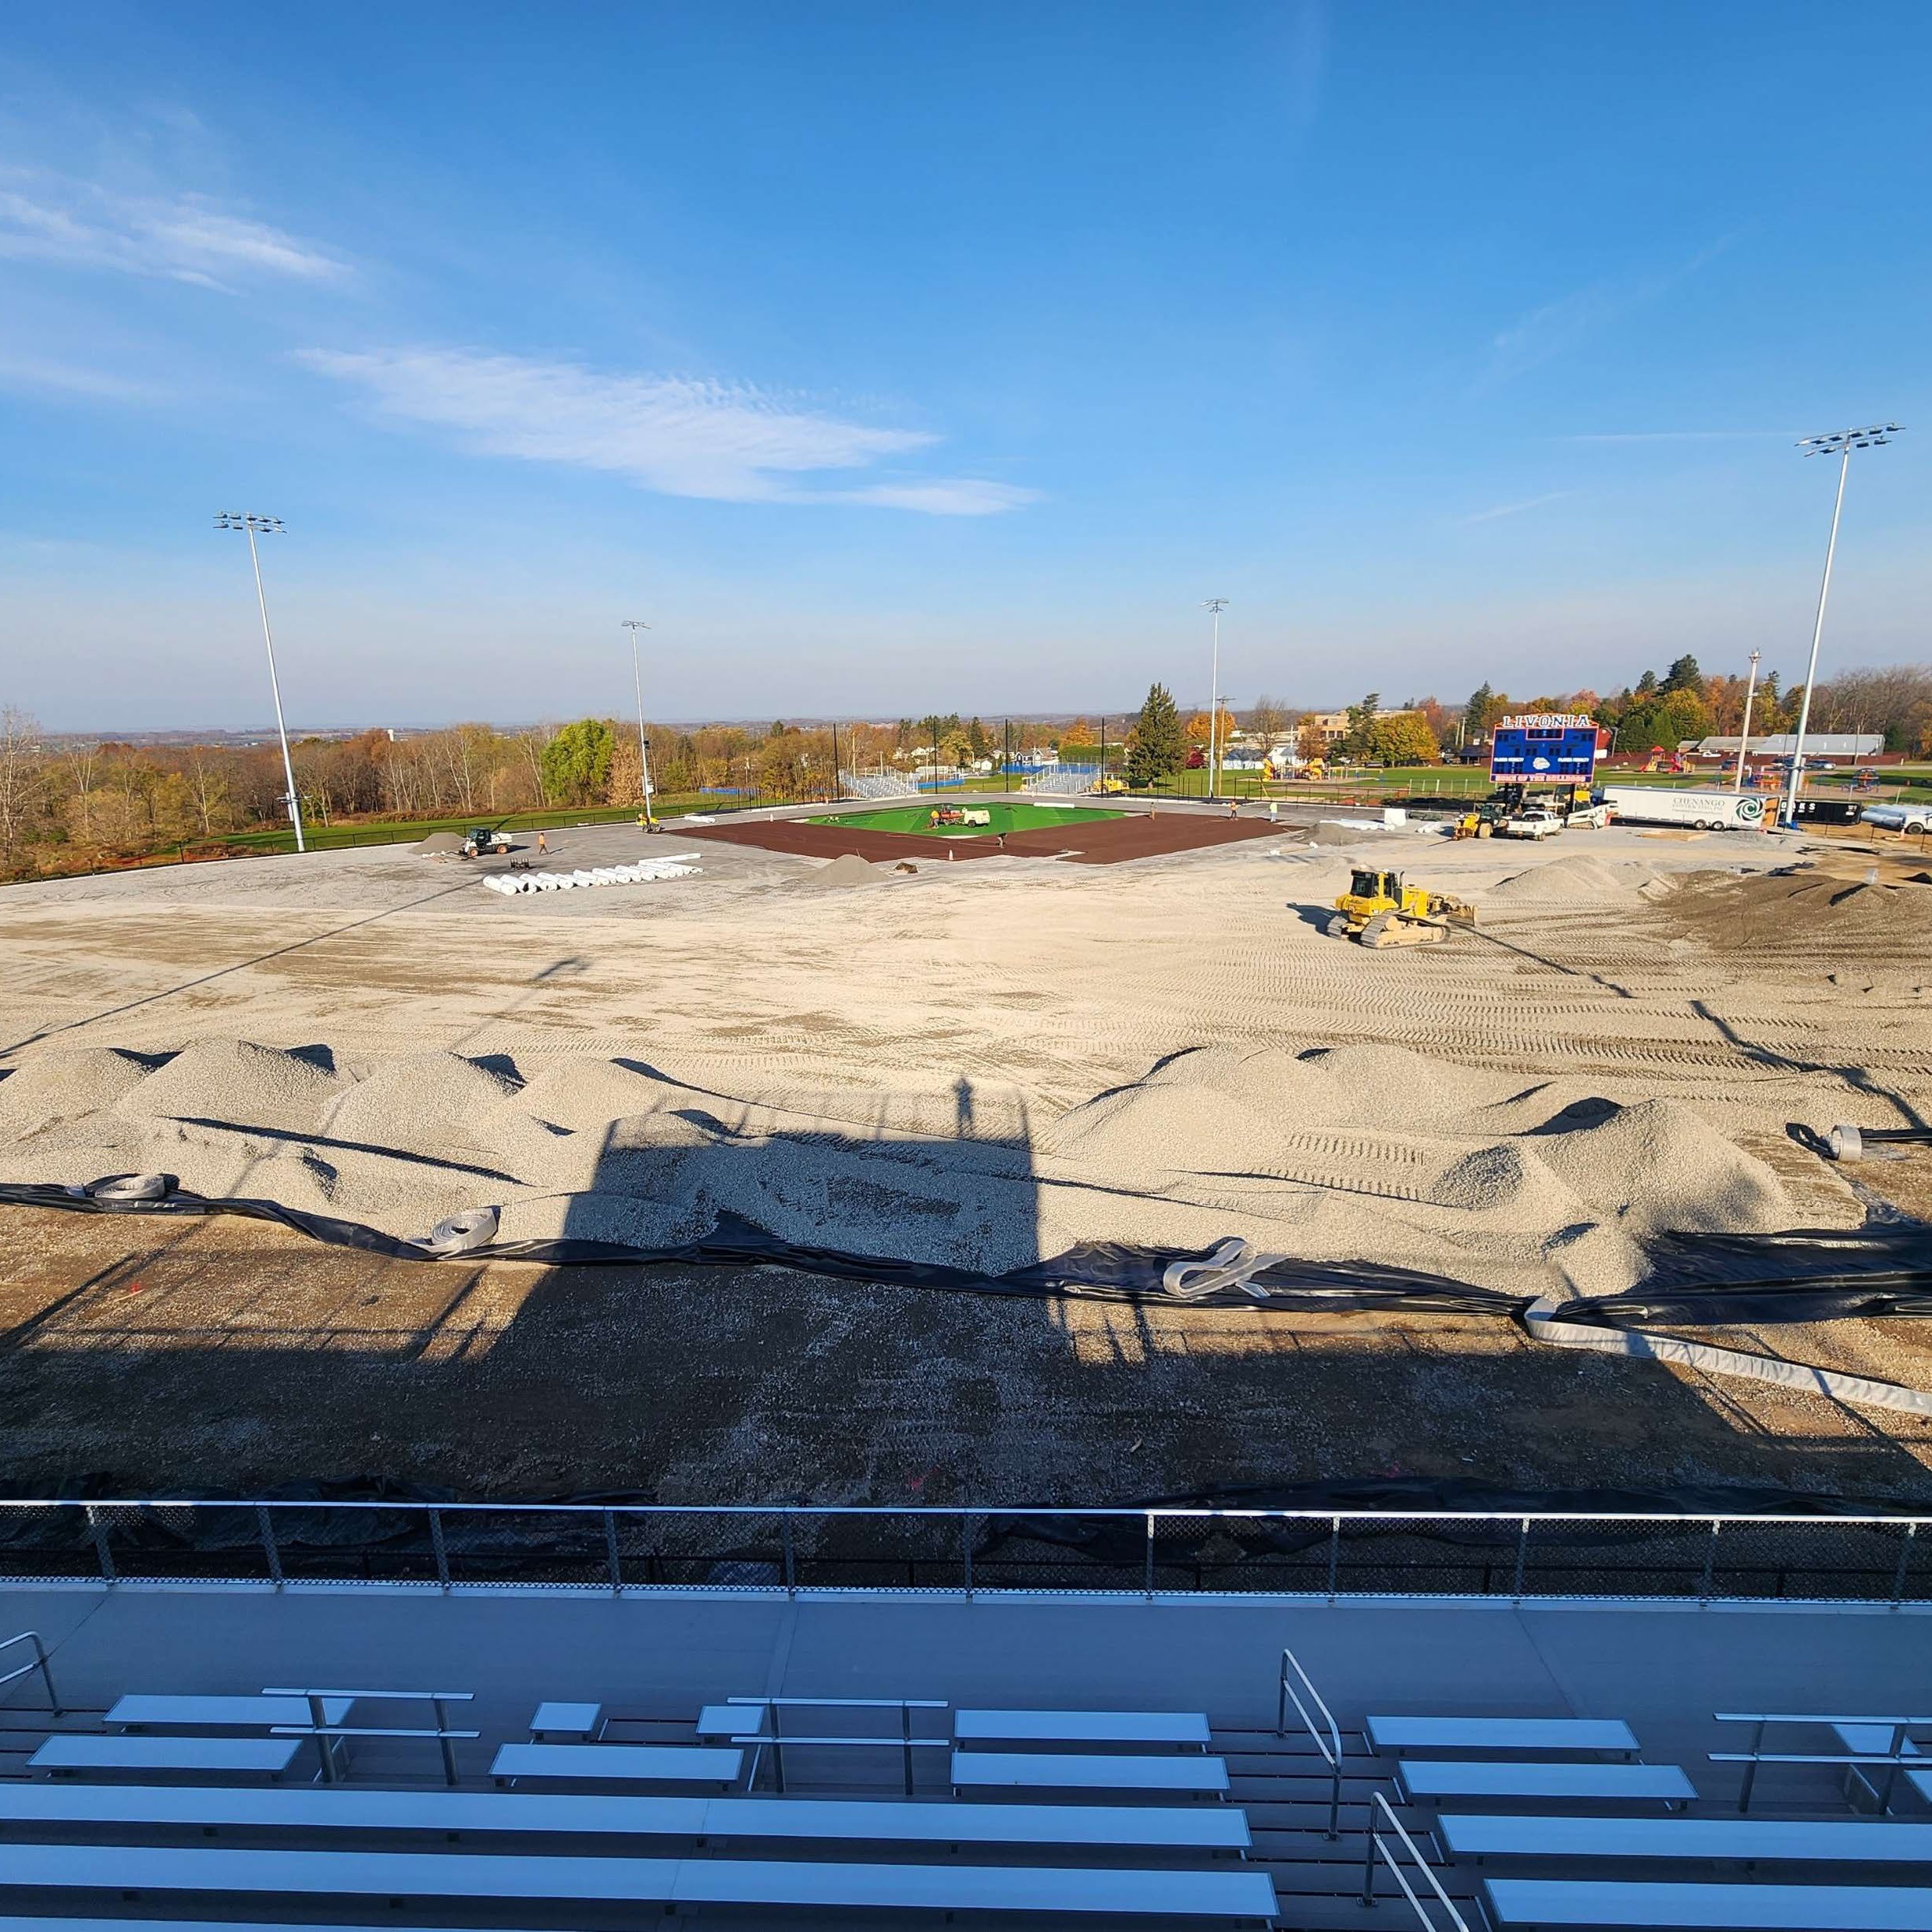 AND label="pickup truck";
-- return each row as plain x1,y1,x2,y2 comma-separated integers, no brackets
1496,808,1565,840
